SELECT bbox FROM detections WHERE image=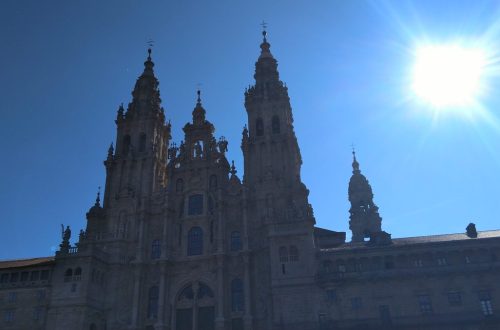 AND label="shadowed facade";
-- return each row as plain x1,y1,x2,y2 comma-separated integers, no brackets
1,31,500,330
